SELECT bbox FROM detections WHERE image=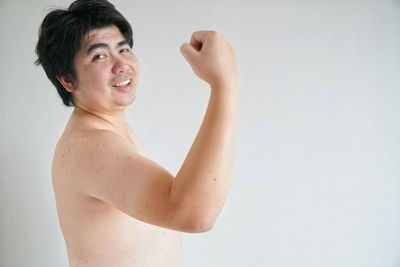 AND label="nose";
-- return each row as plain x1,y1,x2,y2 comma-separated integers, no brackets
112,57,130,74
